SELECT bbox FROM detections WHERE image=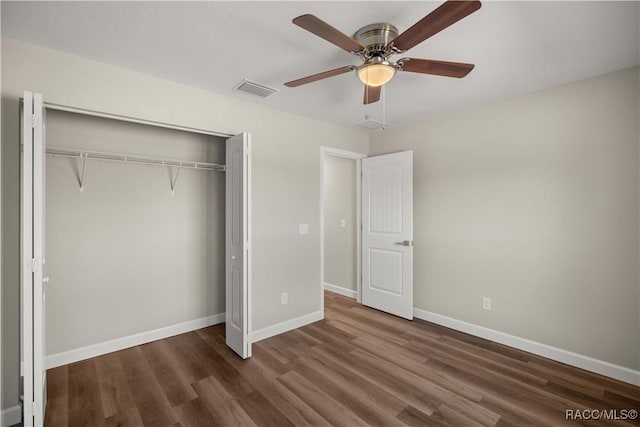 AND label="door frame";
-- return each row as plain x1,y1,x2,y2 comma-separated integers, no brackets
320,147,366,314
